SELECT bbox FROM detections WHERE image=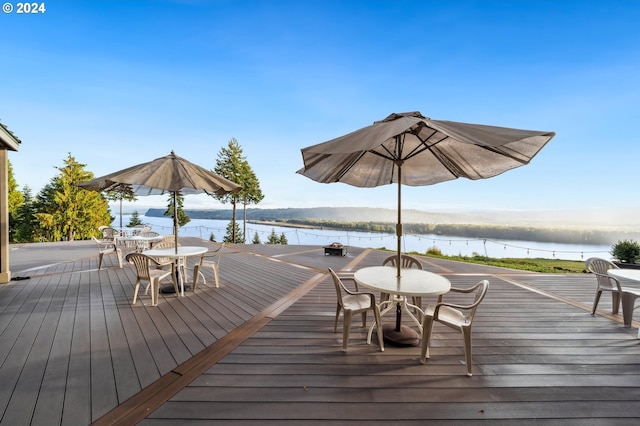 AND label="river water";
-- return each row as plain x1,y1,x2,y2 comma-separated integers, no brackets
114,214,613,261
